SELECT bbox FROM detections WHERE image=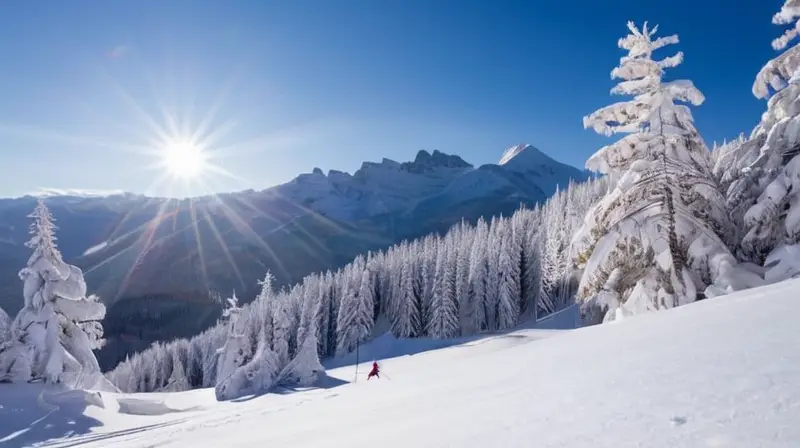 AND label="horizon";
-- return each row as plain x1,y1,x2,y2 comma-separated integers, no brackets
0,0,785,198
2,144,545,200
